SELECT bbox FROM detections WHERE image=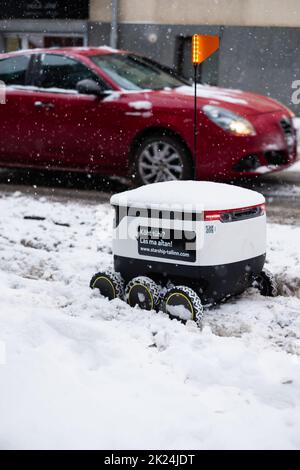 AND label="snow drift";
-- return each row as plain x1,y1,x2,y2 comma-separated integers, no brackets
0,191,300,450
